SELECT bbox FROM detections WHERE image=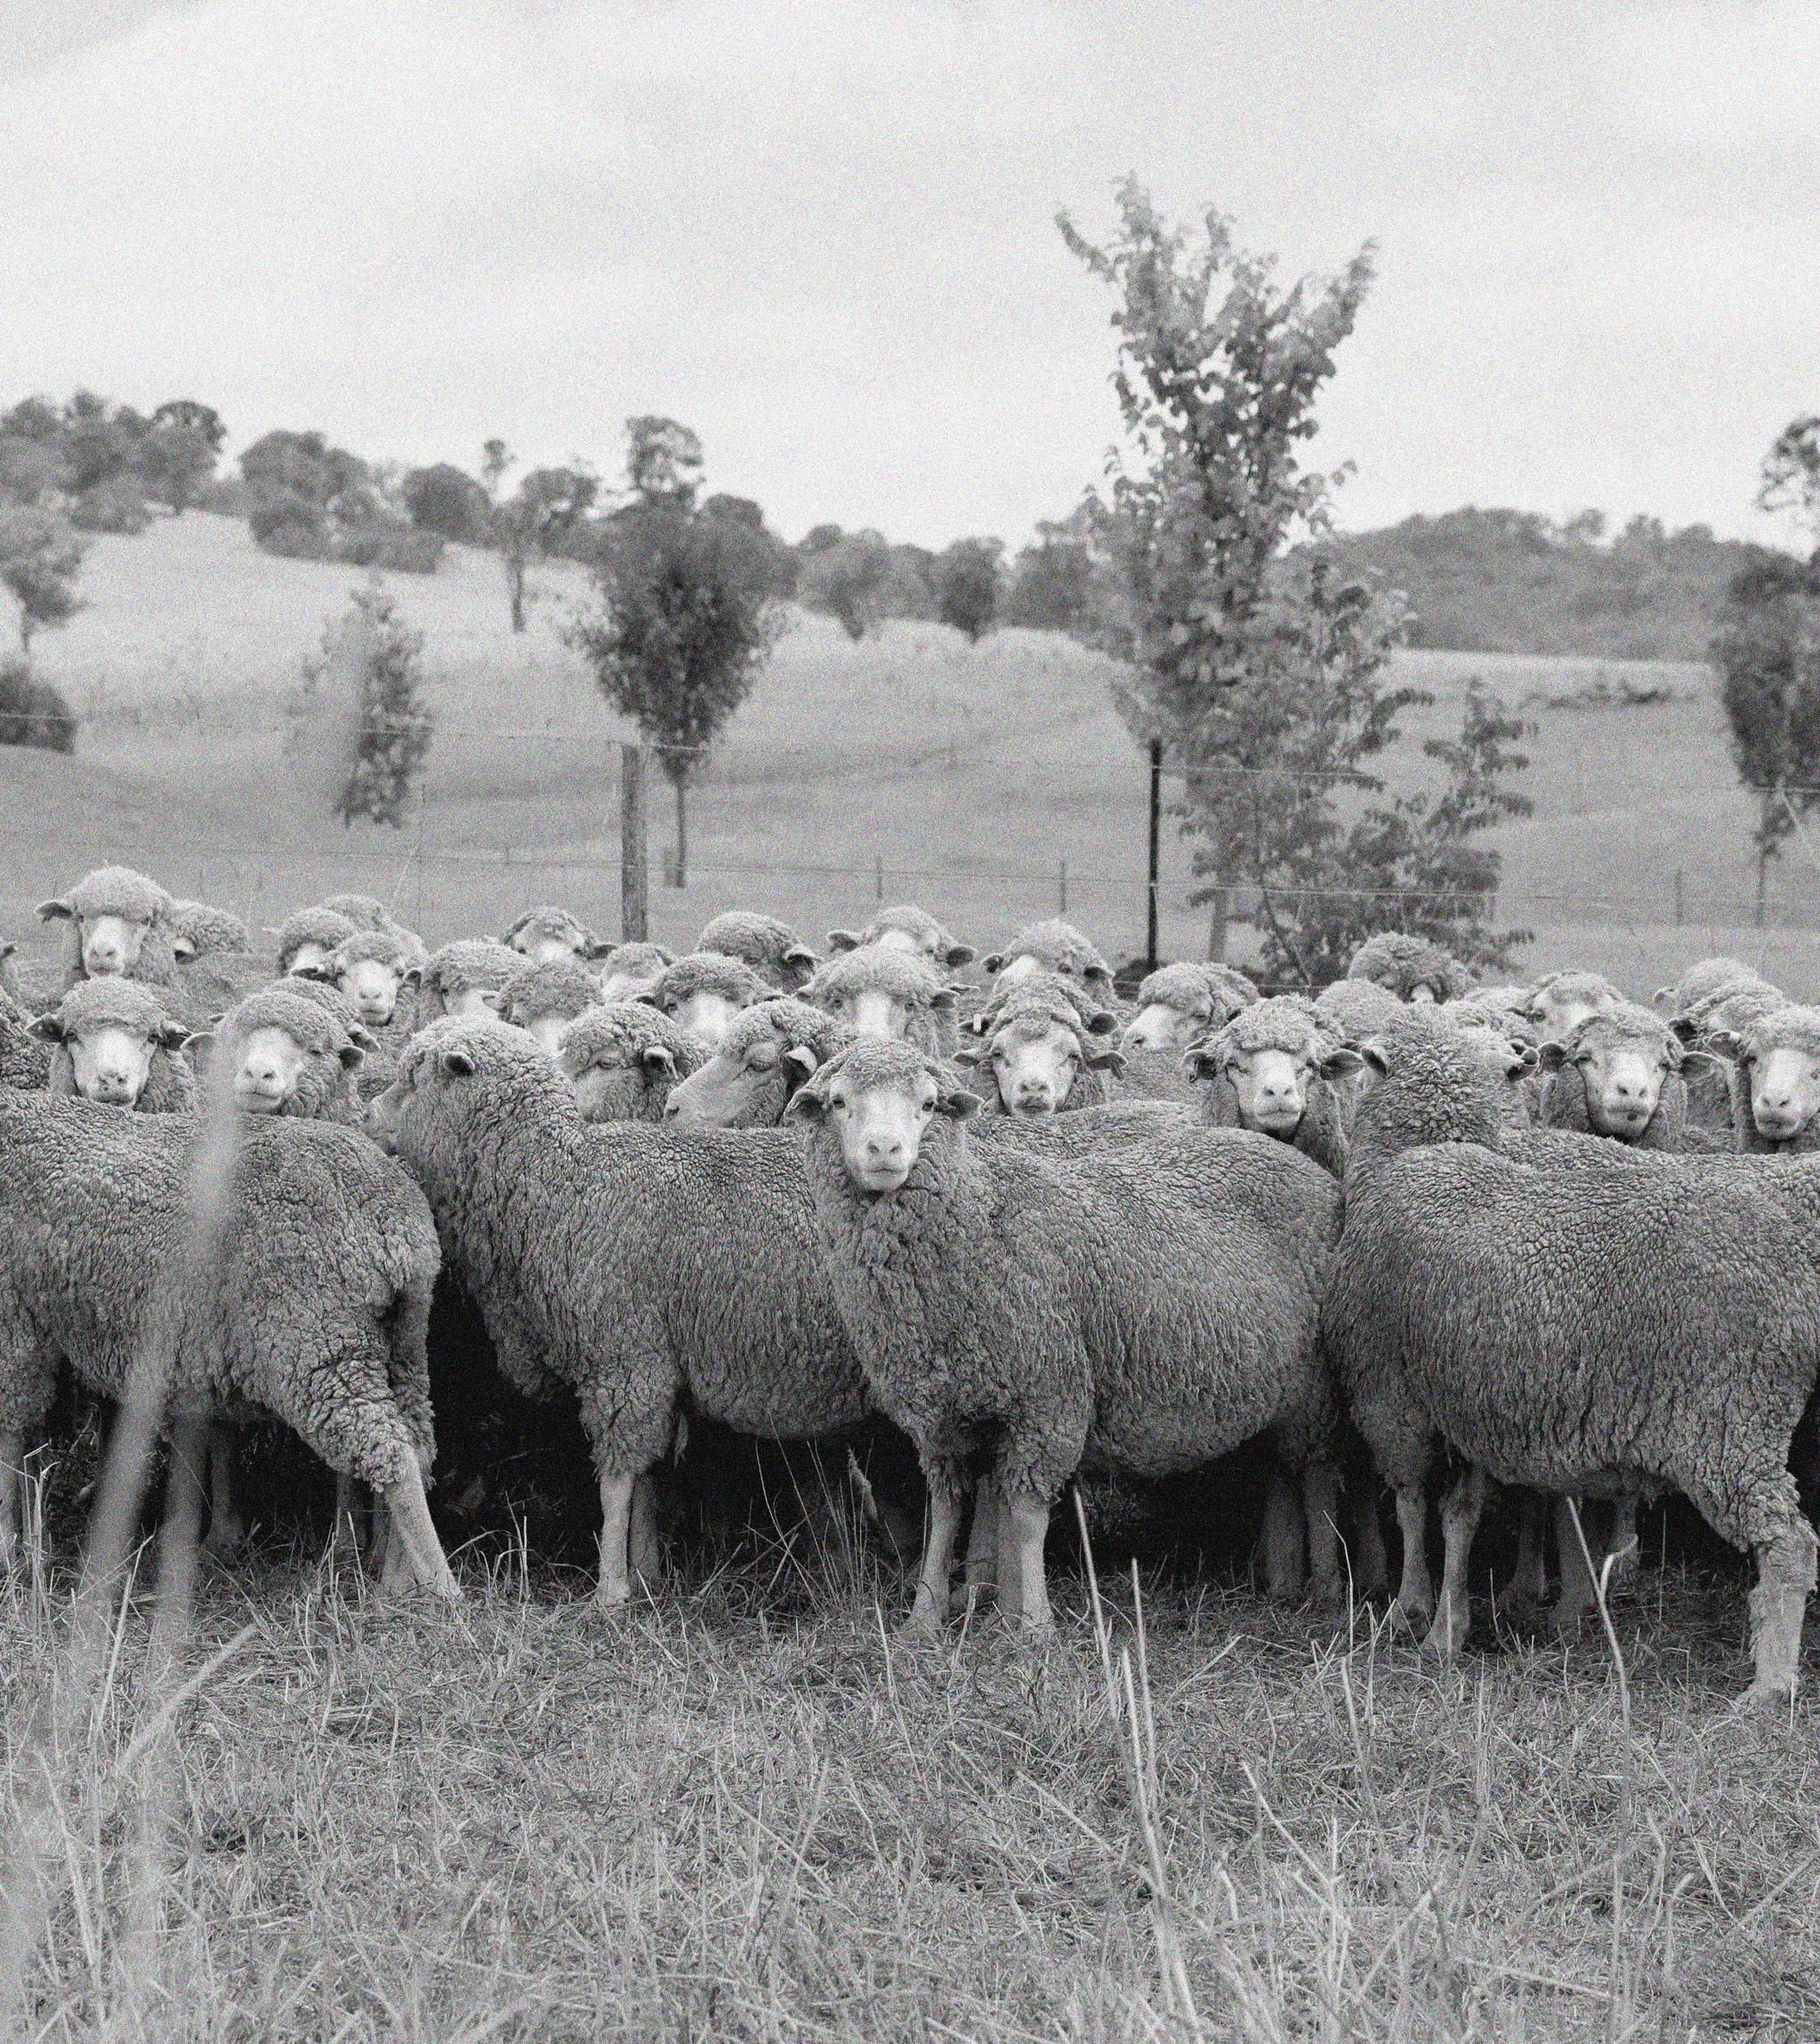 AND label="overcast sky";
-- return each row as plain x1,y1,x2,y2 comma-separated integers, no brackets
1,0,1816,549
